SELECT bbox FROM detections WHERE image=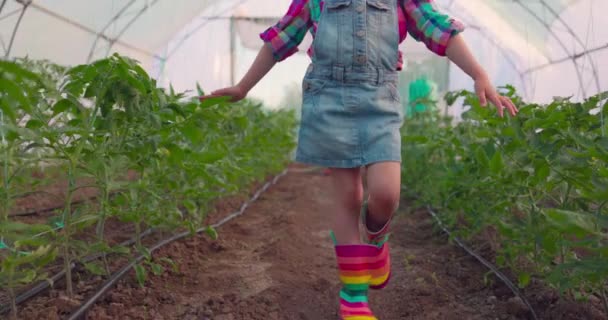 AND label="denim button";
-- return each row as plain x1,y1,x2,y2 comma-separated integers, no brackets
356,55,367,63
356,30,365,37
356,5,365,12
